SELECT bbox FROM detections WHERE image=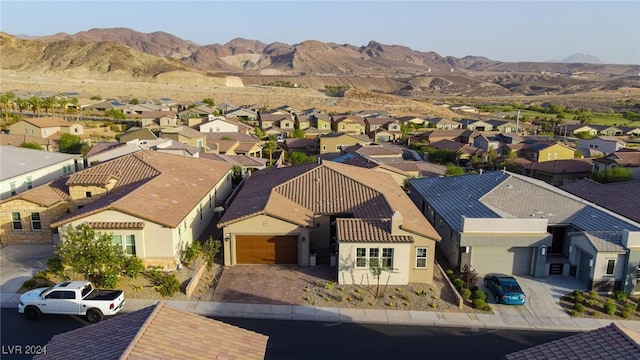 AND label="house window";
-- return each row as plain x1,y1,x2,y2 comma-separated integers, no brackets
74,128,78,133
209,193,212,209
31,213,41,231
355,125,360,129
322,145,326,151
416,247,428,268
199,204,203,220
63,164,73,174
85,191,92,198
369,248,380,267
11,212,22,230
606,259,615,276
125,235,136,255
356,248,367,268
27,176,33,190
341,125,345,130
10,182,16,196
381,248,393,268
322,123,327,129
